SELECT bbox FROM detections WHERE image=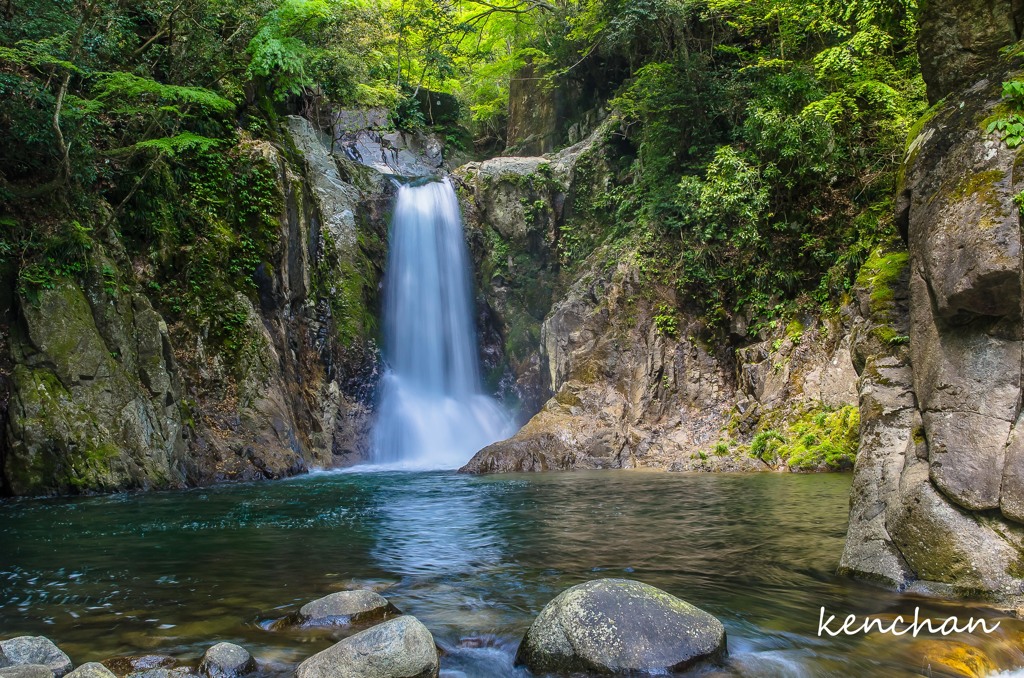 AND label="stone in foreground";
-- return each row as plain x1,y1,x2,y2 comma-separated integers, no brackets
0,666,54,678
65,664,115,678
0,639,72,678
295,616,439,678
515,578,726,674
298,590,400,627
101,657,175,677
198,644,255,678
